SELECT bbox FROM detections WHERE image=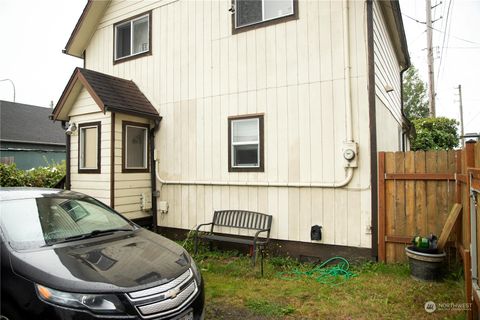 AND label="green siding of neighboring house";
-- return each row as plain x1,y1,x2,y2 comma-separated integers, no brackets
0,142,65,170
